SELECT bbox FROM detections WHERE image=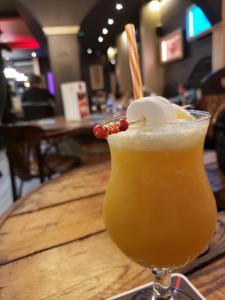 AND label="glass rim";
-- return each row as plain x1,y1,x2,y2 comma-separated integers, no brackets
102,110,211,128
